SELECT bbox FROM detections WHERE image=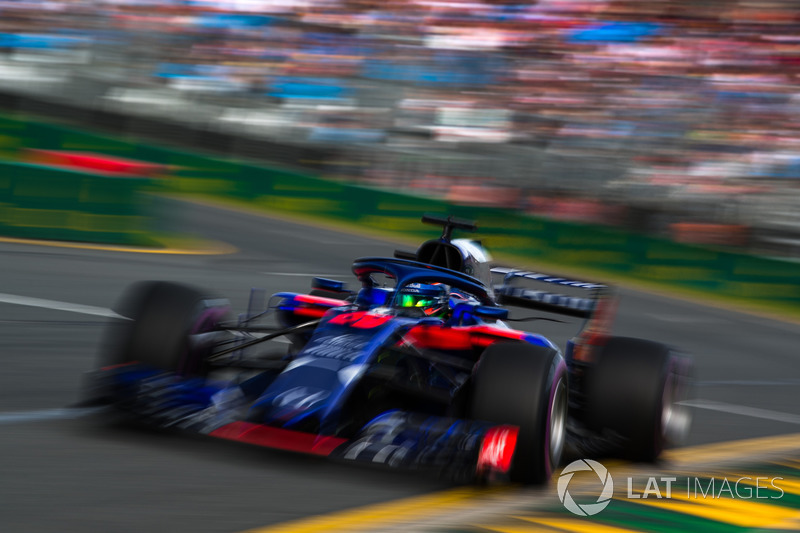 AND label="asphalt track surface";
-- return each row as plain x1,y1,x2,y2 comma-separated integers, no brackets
0,199,798,532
